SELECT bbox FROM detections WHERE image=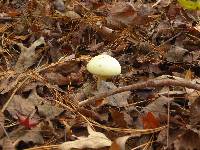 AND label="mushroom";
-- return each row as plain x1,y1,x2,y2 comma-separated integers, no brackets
86,54,121,86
